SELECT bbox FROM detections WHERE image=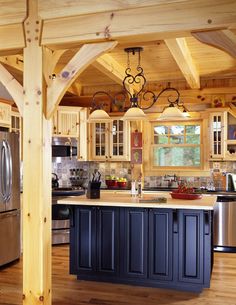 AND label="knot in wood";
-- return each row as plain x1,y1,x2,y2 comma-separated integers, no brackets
62,71,70,79
22,294,25,300
37,90,42,95
39,296,44,302
44,217,47,223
